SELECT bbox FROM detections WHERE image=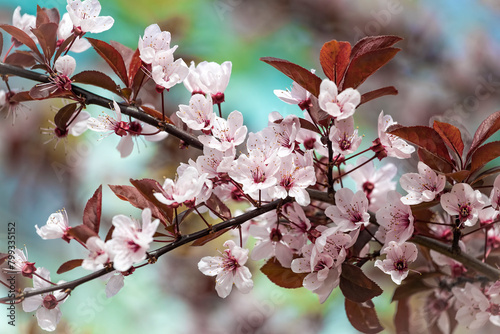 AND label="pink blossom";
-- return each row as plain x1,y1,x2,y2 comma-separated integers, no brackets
57,13,91,52
325,188,370,232
66,0,114,35
318,79,360,120
195,61,232,104
377,111,415,159
198,111,247,153
452,283,491,329
151,47,189,90
176,93,216,132
196,146,235,179
249,223,295,268
274,78,313,110
2,247,36,278
138,24,171,64
347,156,398,212
430,241,466,277
36,209,71,242
198,240,253,298
12,6,37,45
490,174,500,210
261,112,300,157
376,191,414,244
440,183,486,227
329,116,362,156
82,237,110,271
374,241,418,285
106,208,159,271
400,161,446,205
22,267,67,332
